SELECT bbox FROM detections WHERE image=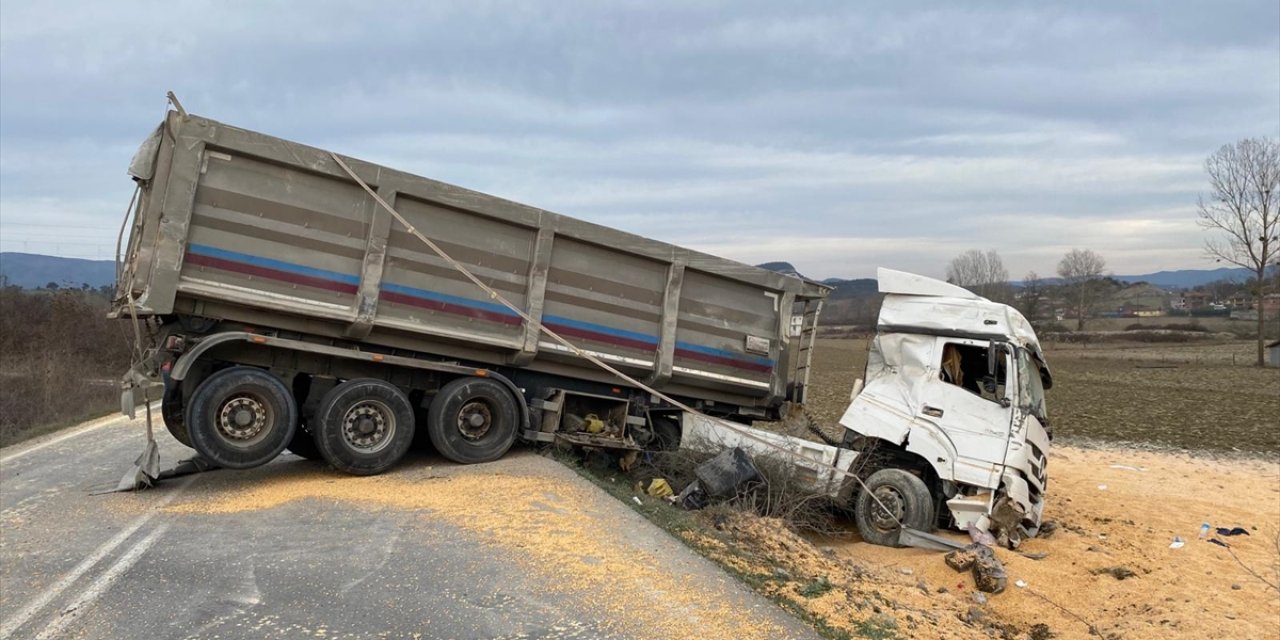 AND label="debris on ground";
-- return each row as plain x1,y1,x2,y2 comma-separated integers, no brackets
972,550,1008,594
1216,526,1250,537
944,543,1008,593
636,477,673,497
797,576,832,598
1107,464,1147,472
693,447,761,499
945,544,982,572
966,523,997,546
1090,566,1137,580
